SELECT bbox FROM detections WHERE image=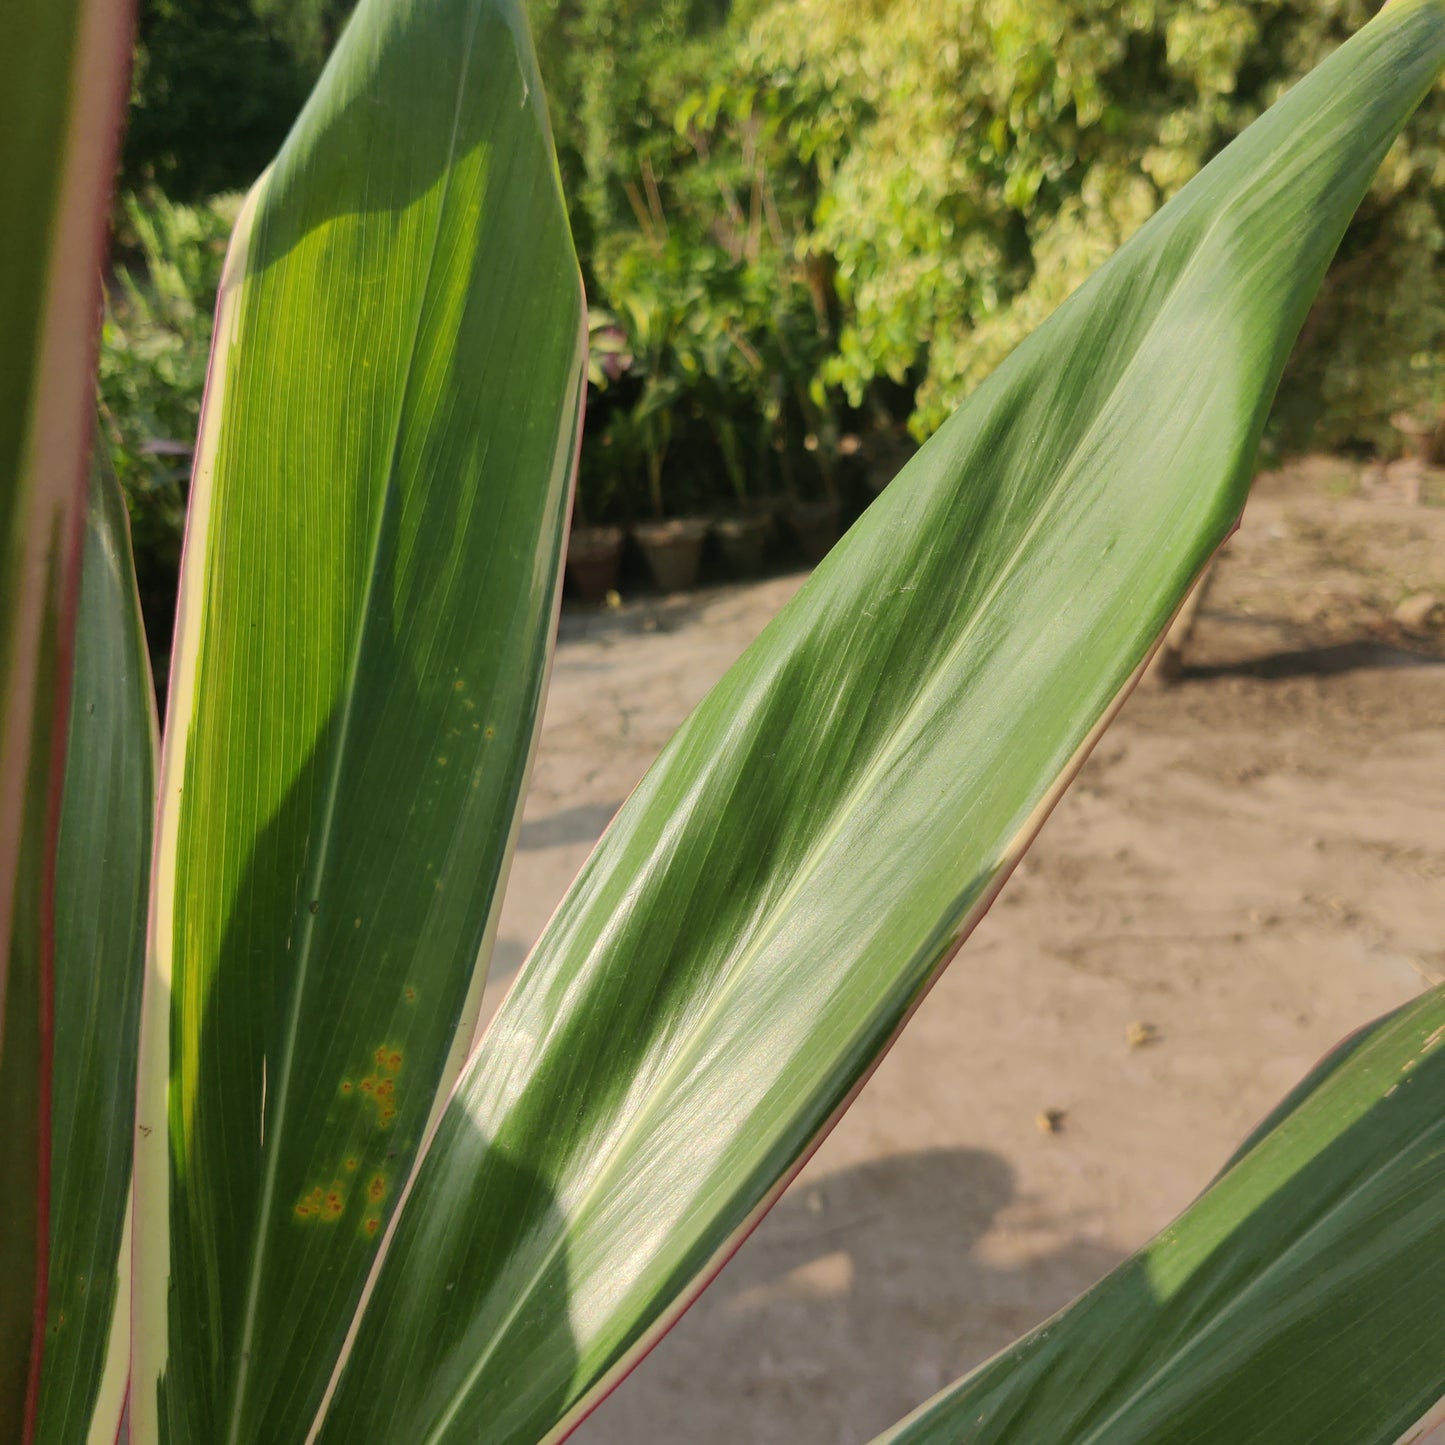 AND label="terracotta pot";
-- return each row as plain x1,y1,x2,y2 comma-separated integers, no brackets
633,517,710,593
566,525,624,604
713,511,774,577
1392,410,1445,466
786,499,841,563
